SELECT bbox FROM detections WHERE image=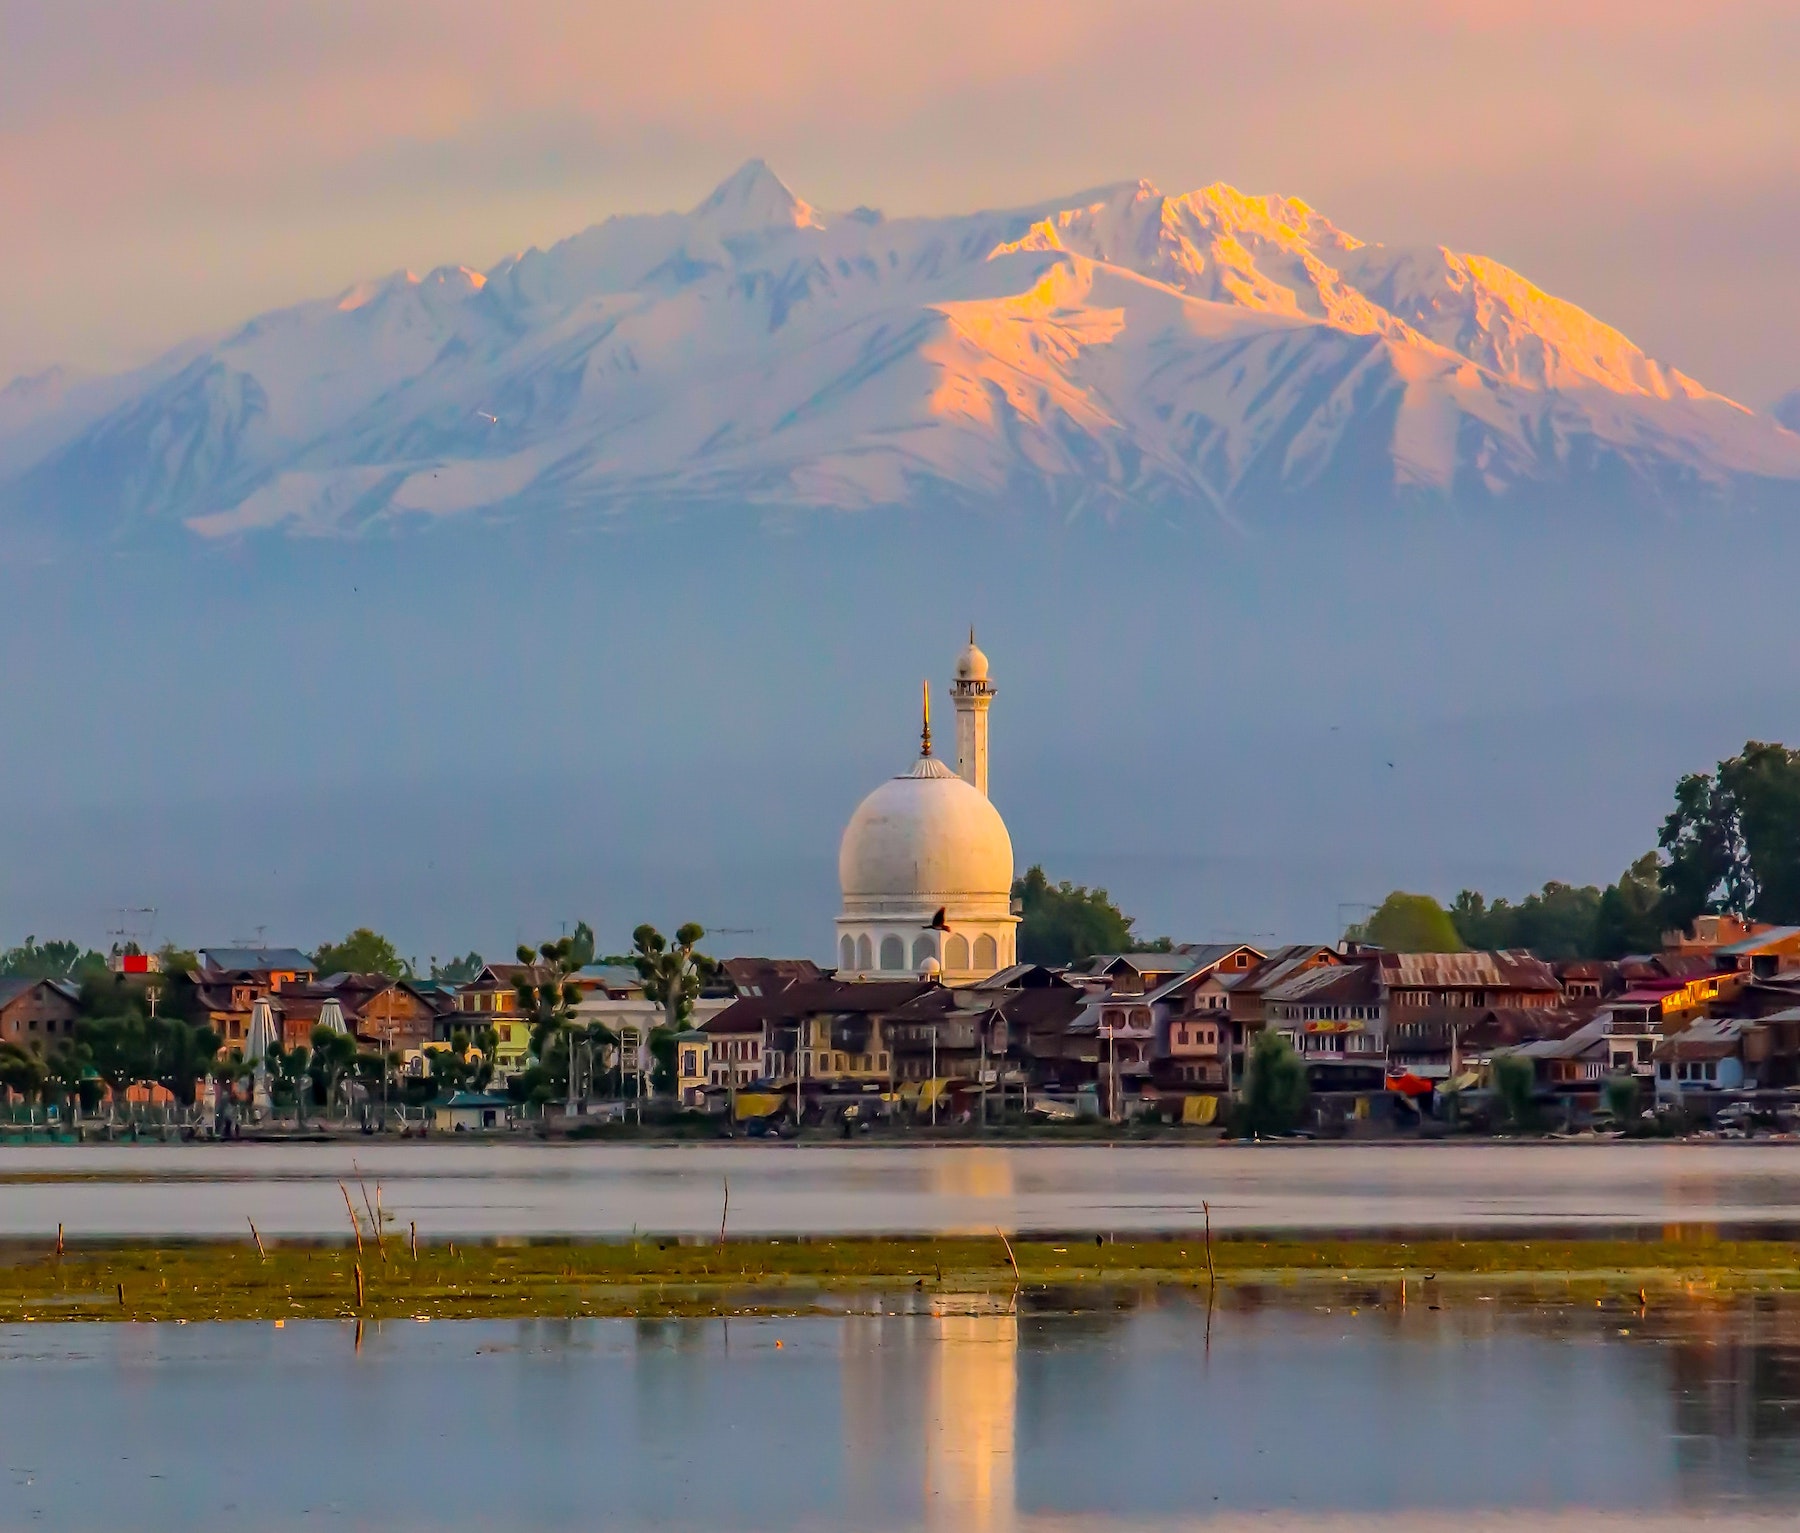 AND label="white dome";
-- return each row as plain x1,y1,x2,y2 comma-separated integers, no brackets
839,755,1014,915
955,636,990,682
